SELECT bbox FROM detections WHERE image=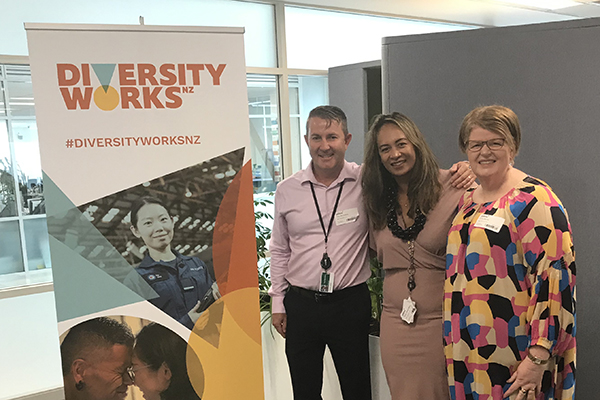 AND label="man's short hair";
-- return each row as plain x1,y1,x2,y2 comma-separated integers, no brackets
306,105,349,137
61,317,134,375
